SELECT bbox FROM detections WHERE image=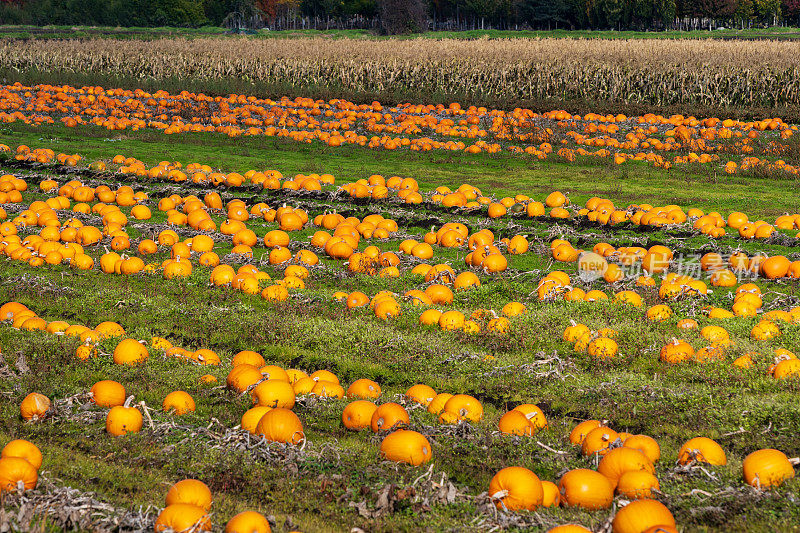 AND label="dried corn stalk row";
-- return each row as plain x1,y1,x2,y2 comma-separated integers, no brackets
2,37,800,108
